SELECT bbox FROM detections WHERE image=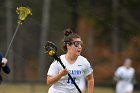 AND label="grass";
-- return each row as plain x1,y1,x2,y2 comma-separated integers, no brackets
0,83,139,93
